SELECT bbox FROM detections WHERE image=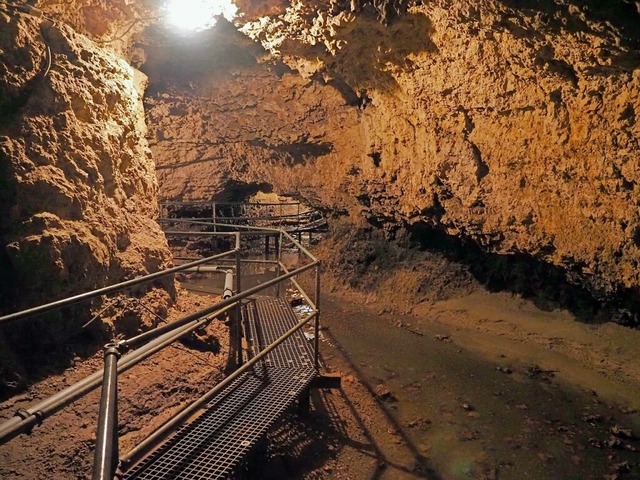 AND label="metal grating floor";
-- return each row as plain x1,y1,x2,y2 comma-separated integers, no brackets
123,297,315,480
244,297,314,369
